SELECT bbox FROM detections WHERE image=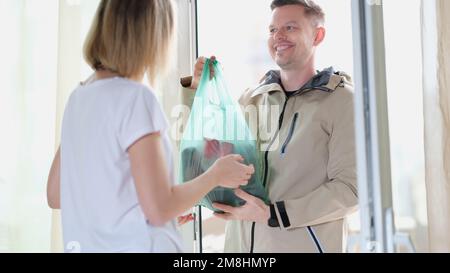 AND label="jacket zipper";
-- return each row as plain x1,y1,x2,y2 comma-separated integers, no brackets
250,222,256,253
280,112,299,157
262,97,290,187
250,96,290,253
307,226,324,253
